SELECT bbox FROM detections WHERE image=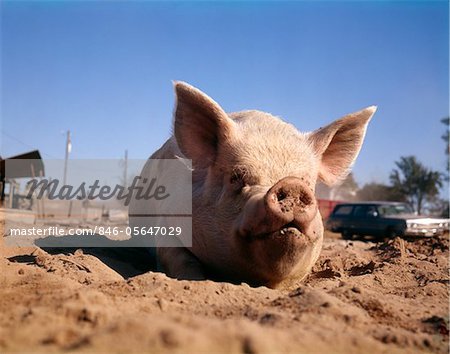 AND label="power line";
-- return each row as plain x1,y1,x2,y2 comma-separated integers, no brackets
2,131,60,159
